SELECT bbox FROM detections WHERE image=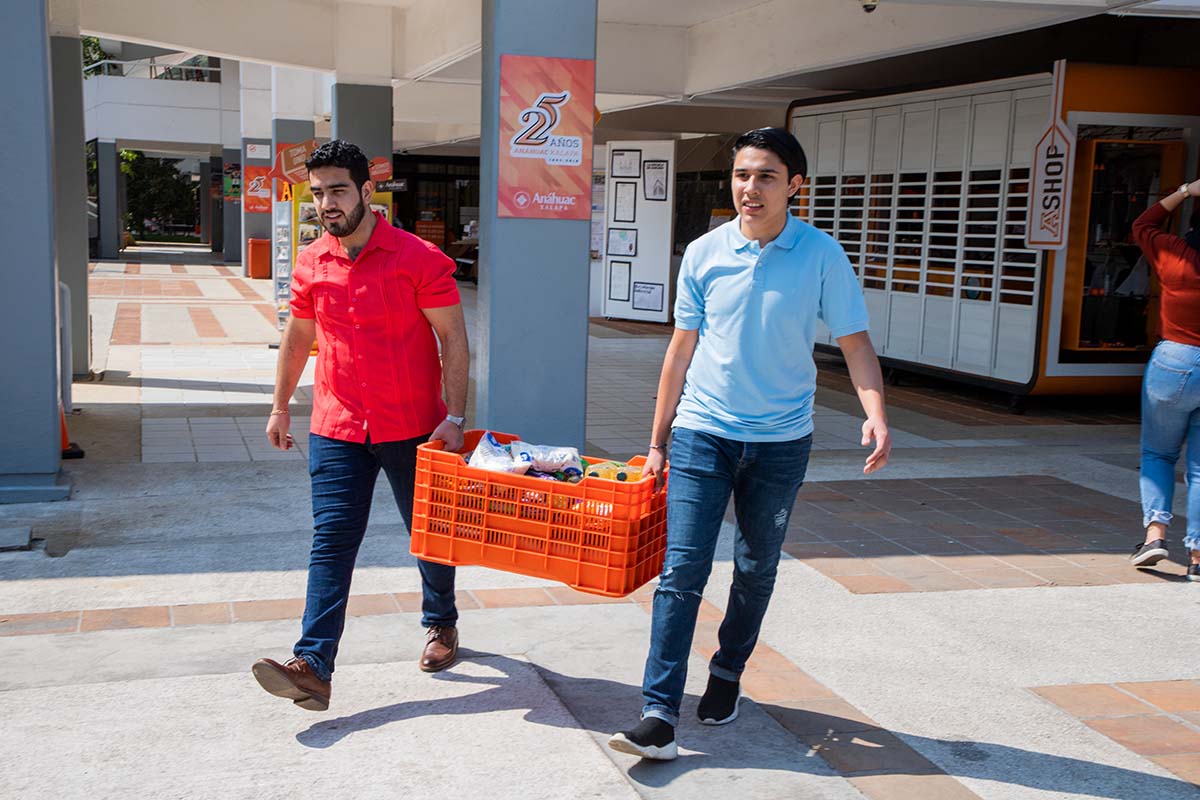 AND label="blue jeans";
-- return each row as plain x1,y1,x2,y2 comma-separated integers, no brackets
1140,340,1200,553
295,433,457,681
641,427,812,726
